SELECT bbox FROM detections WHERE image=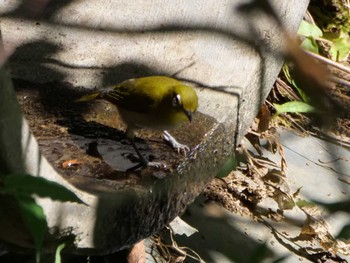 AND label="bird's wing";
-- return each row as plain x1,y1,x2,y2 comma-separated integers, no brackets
103,80,161,113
